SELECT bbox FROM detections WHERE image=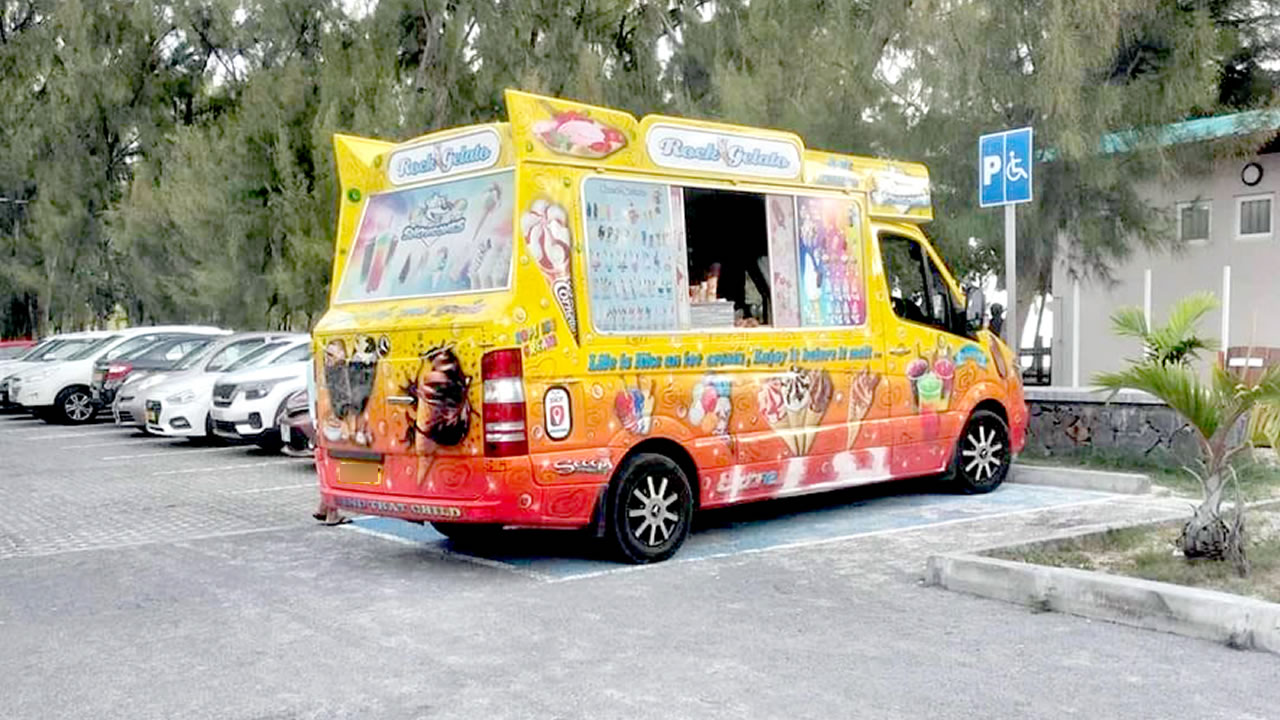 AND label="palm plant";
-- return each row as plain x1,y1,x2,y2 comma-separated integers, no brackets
1094,293,1280,575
